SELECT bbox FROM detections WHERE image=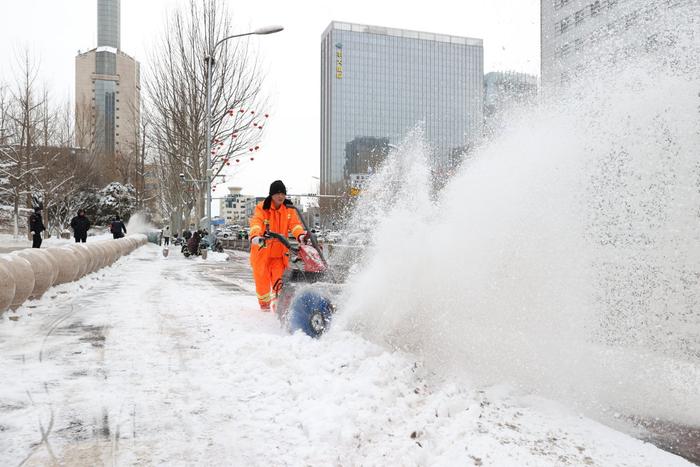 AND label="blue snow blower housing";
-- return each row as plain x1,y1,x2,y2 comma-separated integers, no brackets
287,290,335,337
